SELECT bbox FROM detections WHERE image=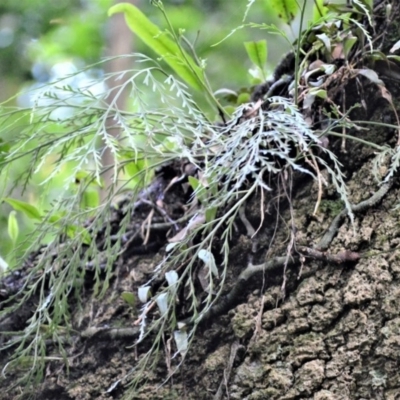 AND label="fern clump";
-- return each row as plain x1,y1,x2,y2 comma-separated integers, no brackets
1,0,400,397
